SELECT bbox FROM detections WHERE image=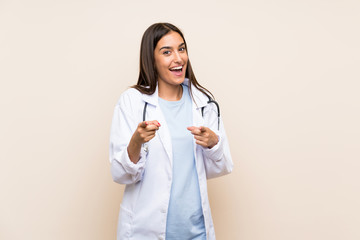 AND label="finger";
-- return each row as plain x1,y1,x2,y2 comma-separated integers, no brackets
140,130,157,140
194,135,206,141
187,126,201,135
199,126,207,132
195,139,208,148
145,125,159,131
147,120,161,127
144,133,156,142
143,128,157,134
187,126,196,131
140,130,157,141
139,121,148,128
194,129,202,135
